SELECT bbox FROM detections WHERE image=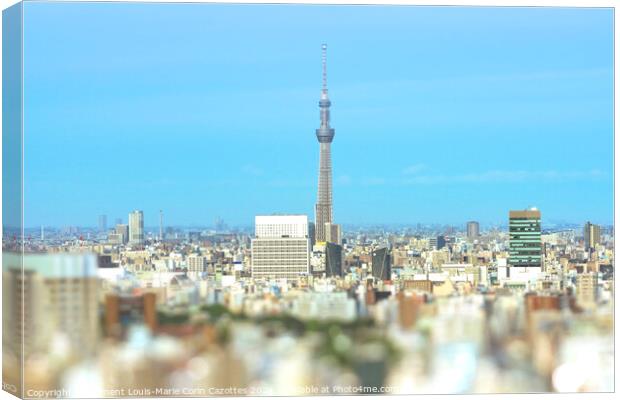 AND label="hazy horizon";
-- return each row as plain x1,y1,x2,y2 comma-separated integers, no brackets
24,218,611,233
